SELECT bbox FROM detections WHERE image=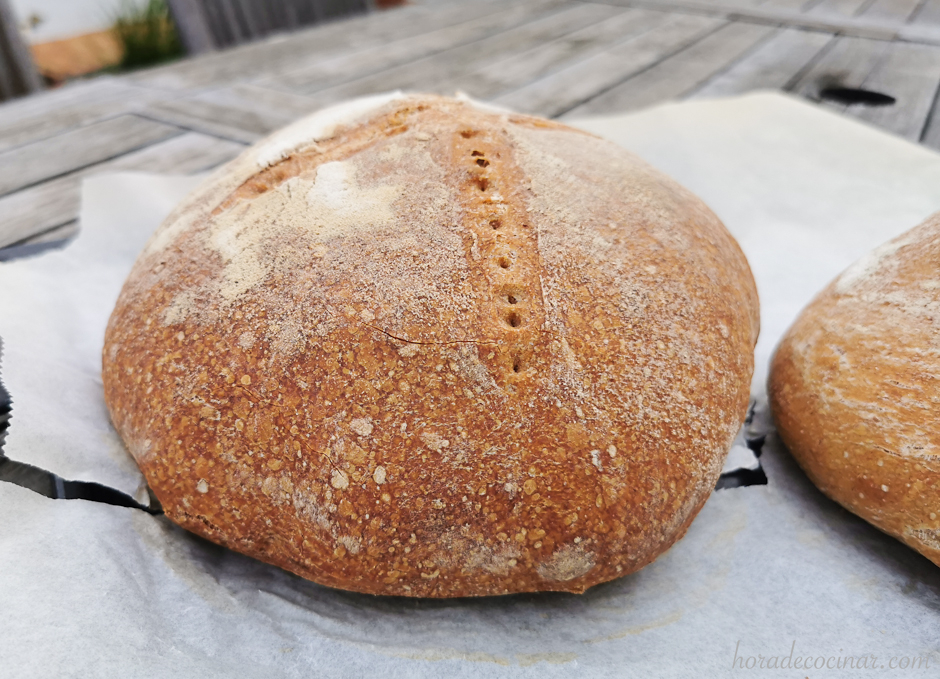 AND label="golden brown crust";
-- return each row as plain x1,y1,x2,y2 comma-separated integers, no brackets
102,95,759,596
769,213,940,567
